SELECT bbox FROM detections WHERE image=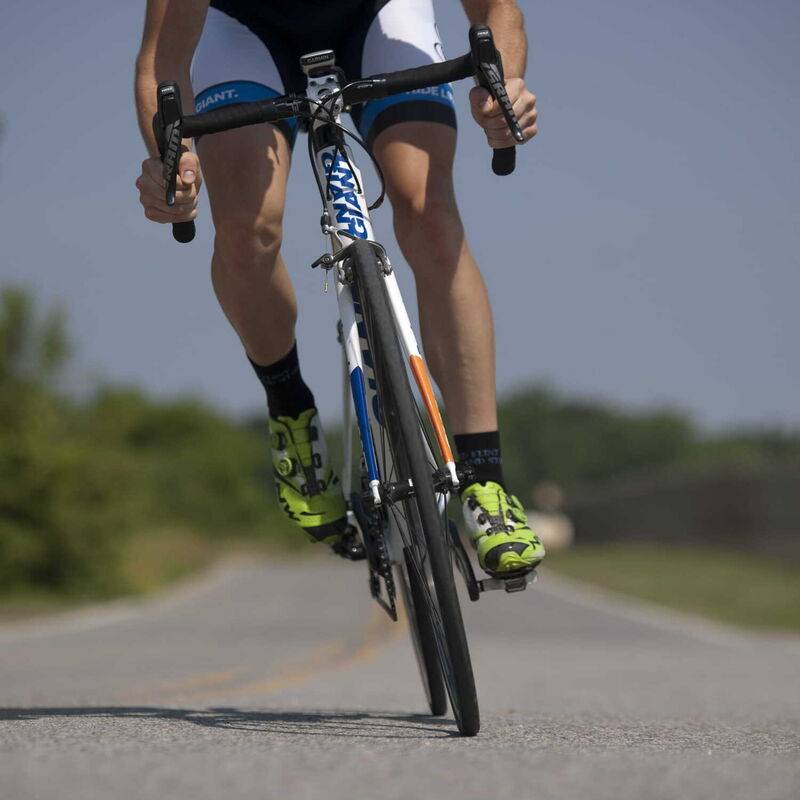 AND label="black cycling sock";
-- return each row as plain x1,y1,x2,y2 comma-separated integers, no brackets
249,342,315,419
454,430,505,490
